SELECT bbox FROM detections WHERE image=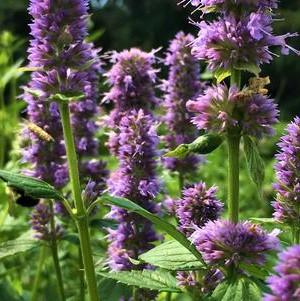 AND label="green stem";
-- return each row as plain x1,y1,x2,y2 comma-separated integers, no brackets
230,69,241,88
0,88,5,168
10,77,17,123
227,134,241,223
166,292,172,301
50,203,66,301
59,102,99,301
133,287,138,301
79,247,86,301
31,246,47,301
178,173,185,191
